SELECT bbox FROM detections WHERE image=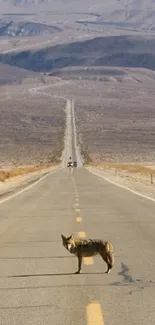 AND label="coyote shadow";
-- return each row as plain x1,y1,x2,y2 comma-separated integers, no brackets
7,271,108,278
